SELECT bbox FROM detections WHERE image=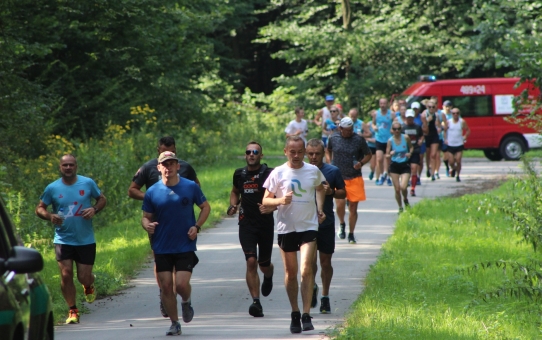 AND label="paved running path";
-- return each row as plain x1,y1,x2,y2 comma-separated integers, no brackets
55,159,522,339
